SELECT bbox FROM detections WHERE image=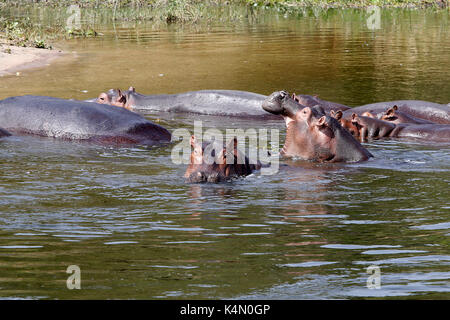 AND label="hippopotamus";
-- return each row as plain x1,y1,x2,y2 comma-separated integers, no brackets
390,123,450,142
0,127,11,138
345,100,450,124
93,87,276,118
184,135,261,183
332,110,450,143
262,91,373,162
378,105,435,124
93,87,350,119
331,111,396,142
291,93,350,113
0,95,171,145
